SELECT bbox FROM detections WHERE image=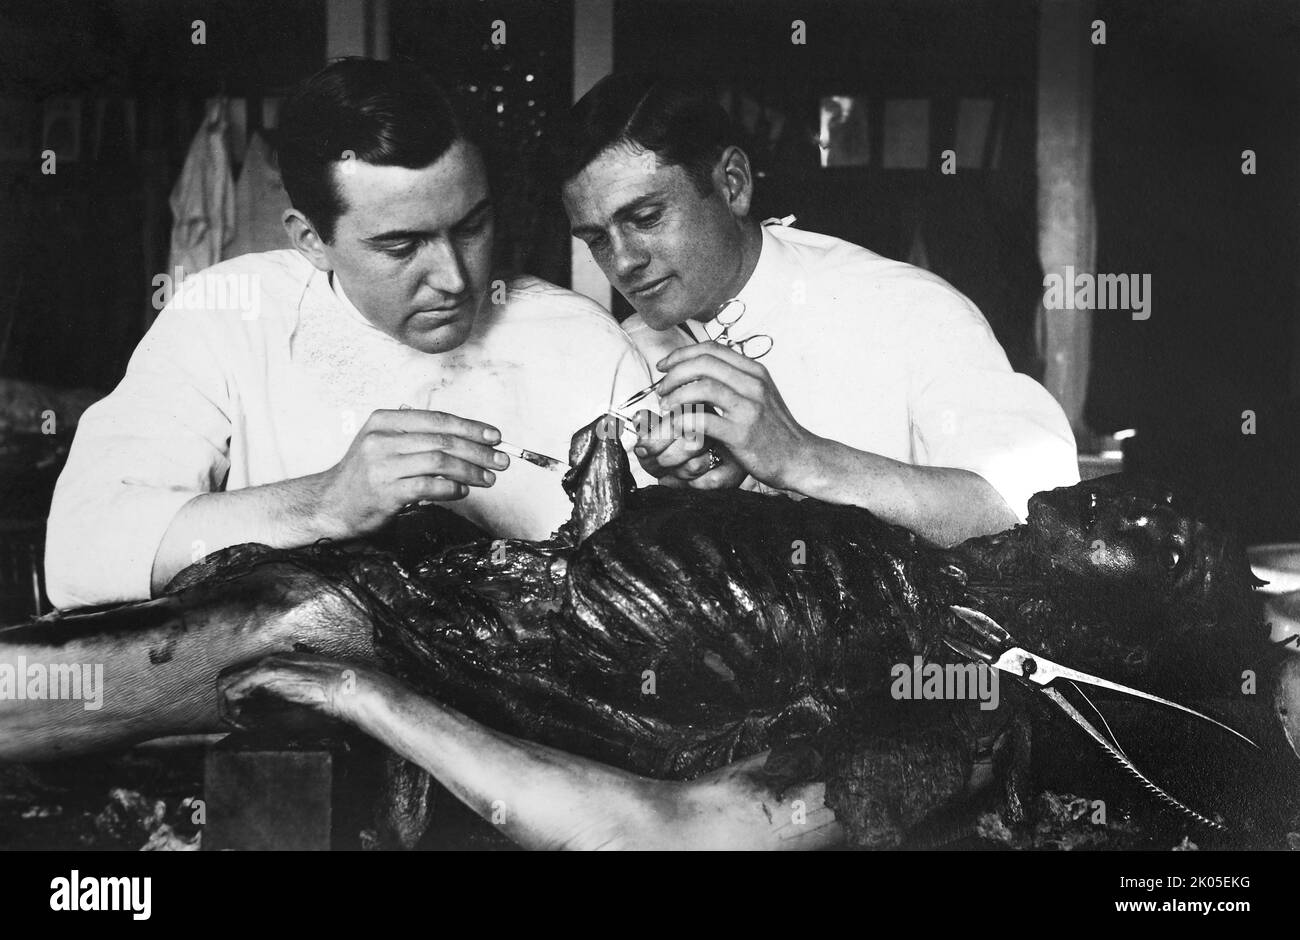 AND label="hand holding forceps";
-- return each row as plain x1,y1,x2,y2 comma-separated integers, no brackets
612,299,774,418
